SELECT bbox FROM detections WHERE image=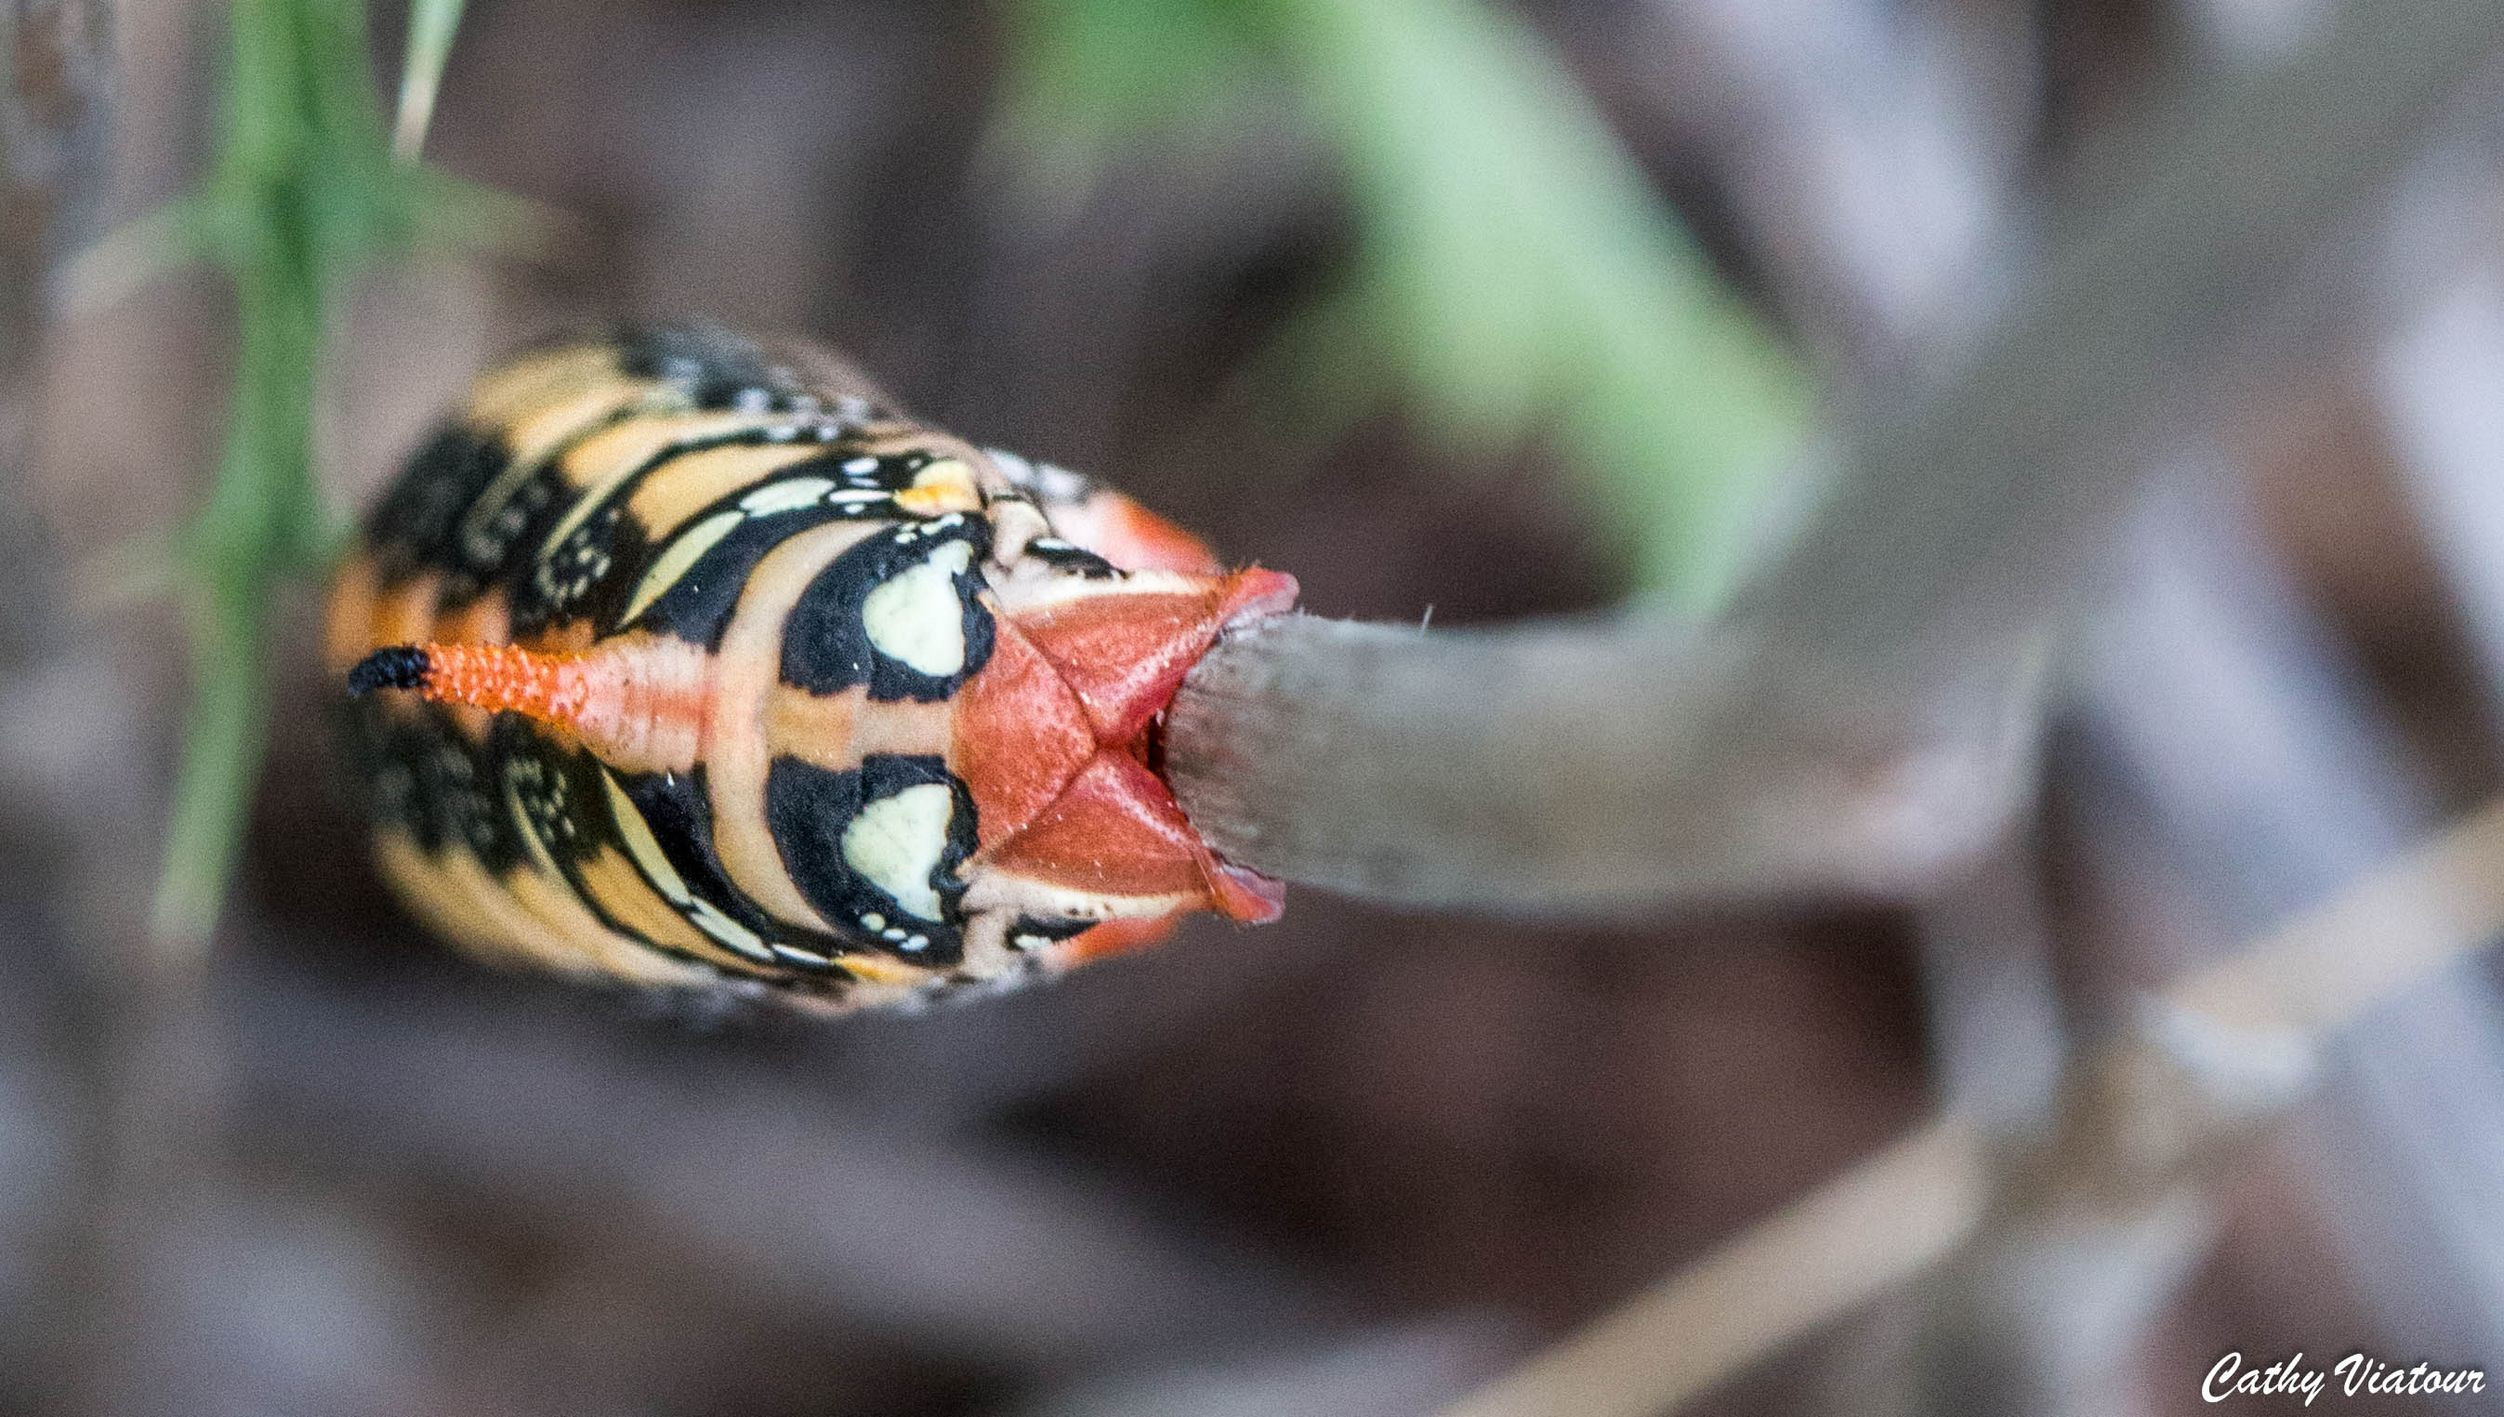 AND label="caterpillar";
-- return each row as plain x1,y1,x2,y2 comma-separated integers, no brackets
327,324,1295,1013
